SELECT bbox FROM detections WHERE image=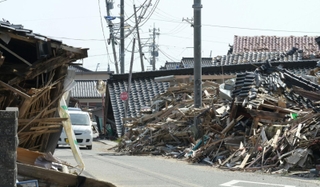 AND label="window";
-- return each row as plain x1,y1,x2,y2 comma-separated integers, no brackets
69,113,90,126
